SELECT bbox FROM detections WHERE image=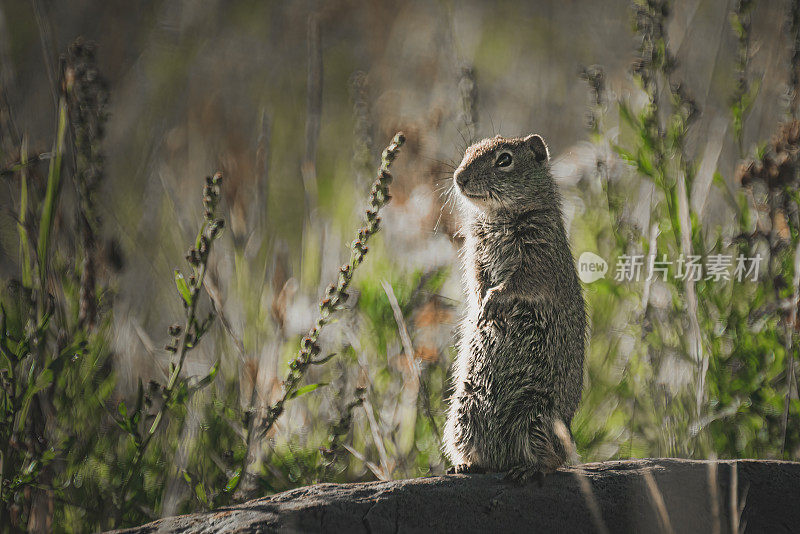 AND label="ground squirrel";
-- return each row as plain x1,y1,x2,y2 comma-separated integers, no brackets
443,133,586,482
